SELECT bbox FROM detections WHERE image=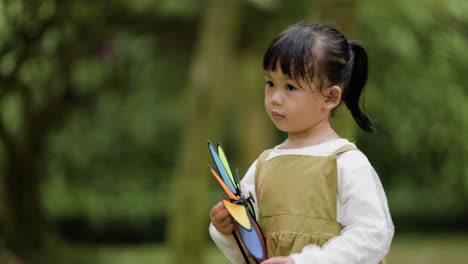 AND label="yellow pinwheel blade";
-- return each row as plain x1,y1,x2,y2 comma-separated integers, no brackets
218,144,236,187
222,199,251,230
